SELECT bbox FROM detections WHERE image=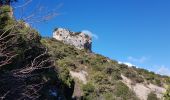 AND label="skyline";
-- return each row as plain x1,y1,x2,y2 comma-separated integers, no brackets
14,0,170,75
